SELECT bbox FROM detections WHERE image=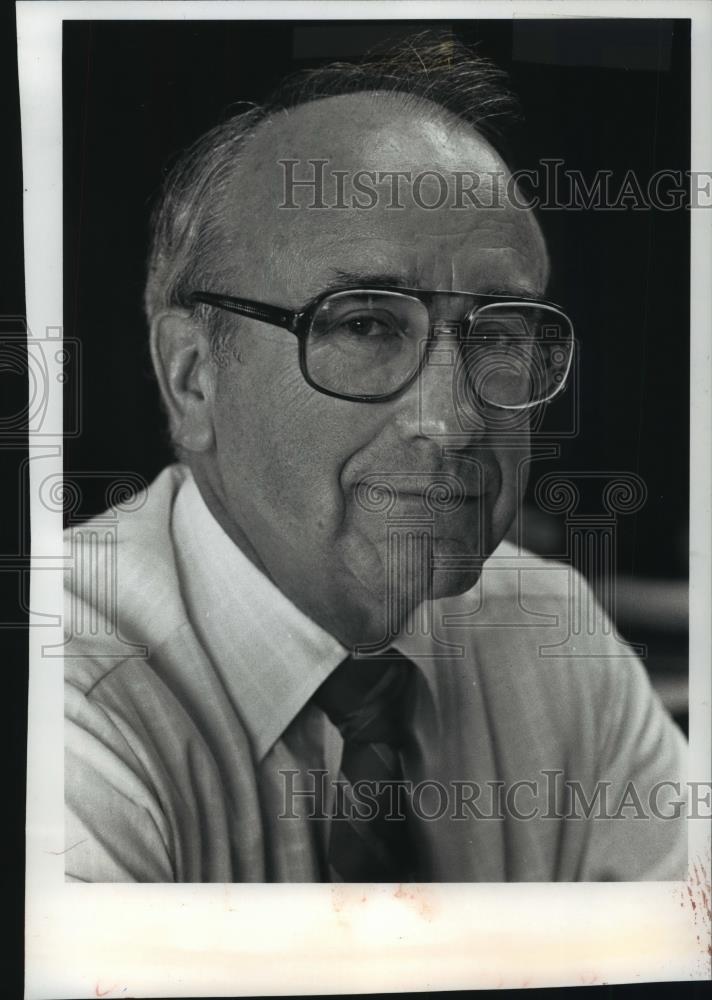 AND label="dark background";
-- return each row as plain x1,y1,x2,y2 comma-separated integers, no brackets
62,18,690,729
